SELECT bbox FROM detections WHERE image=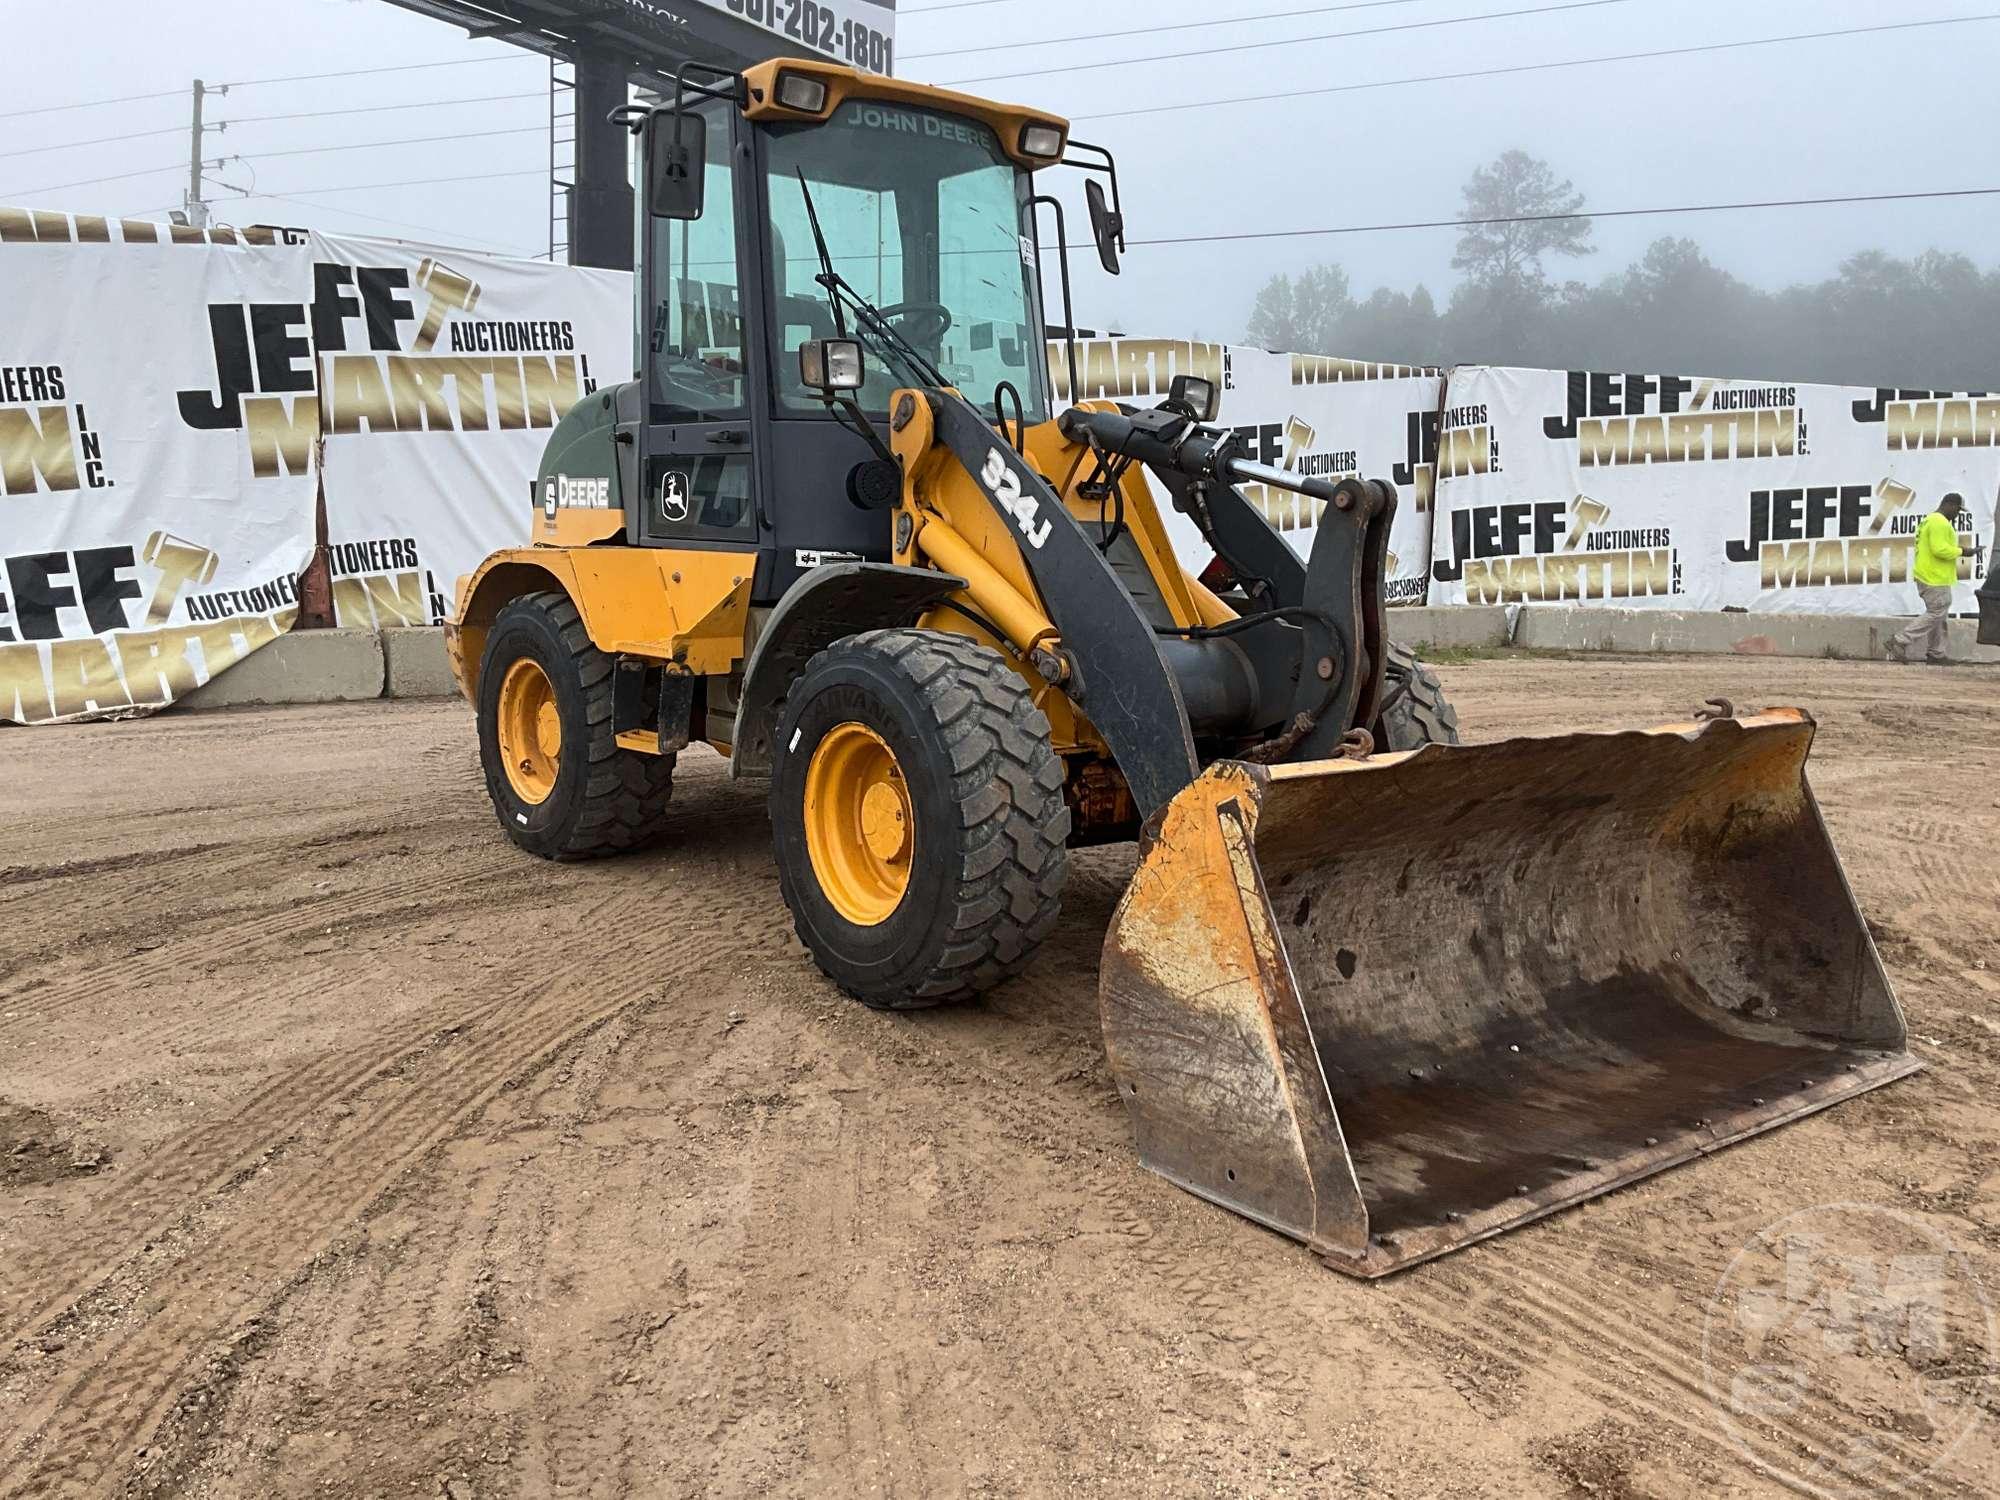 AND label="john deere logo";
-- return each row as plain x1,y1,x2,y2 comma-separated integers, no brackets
660,470,690,522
